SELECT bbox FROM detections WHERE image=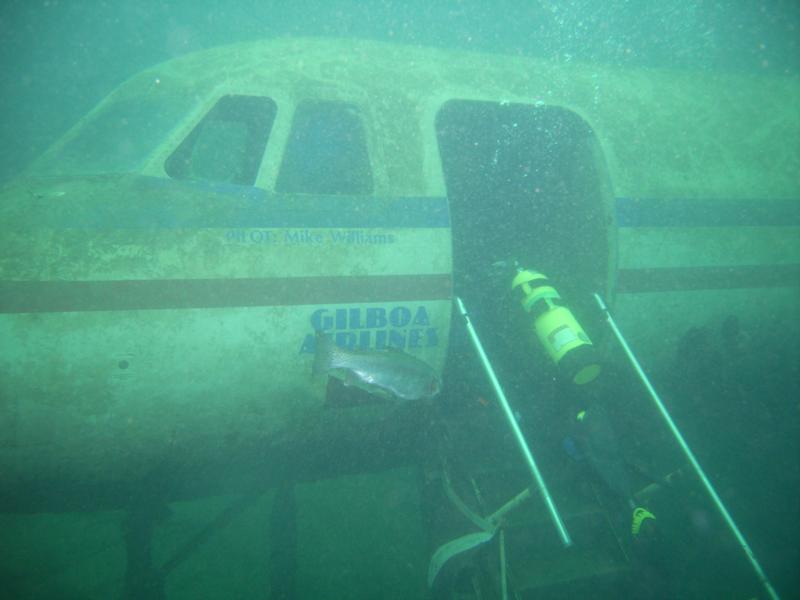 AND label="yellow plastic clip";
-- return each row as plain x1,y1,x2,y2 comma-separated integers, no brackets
631,507,656,535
